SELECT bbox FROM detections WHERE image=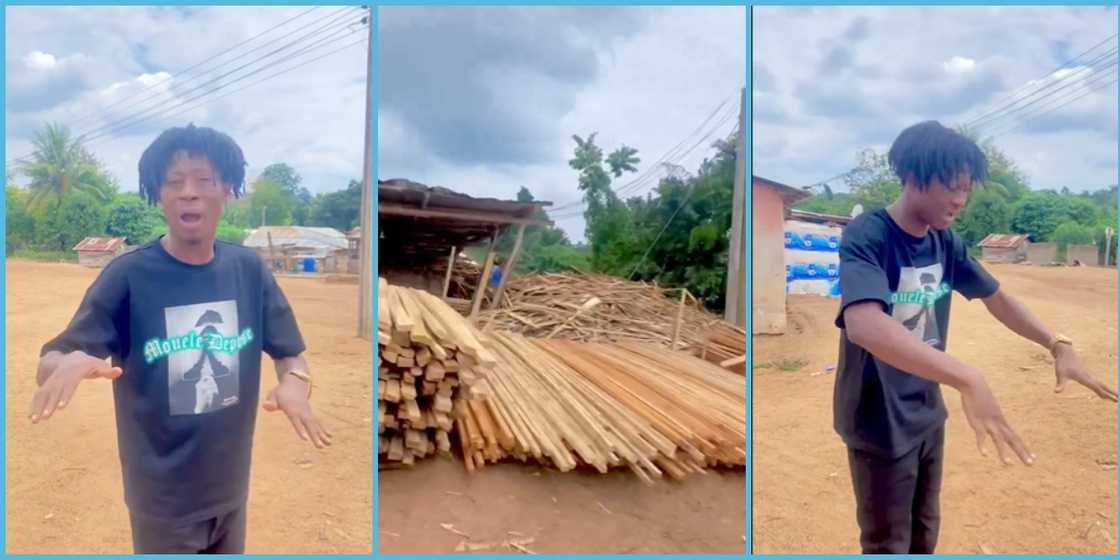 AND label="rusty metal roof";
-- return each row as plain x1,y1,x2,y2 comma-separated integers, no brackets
978,234,1029,249
73,237,126,252
378,178,552,263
